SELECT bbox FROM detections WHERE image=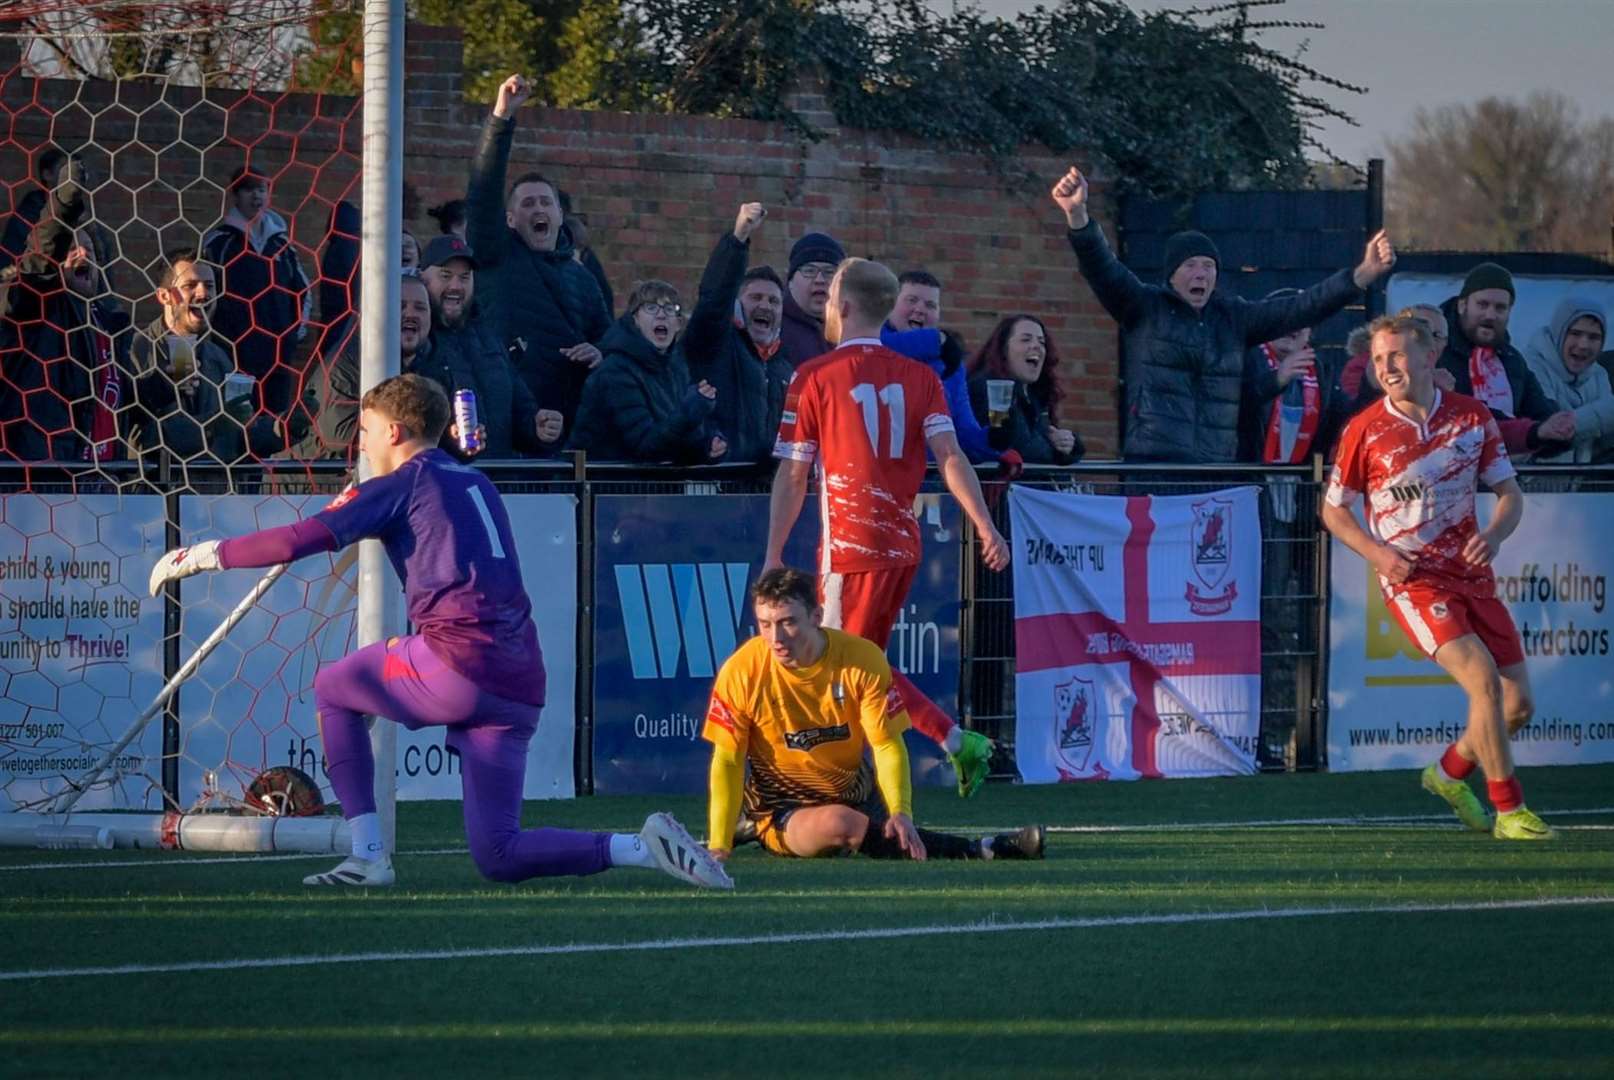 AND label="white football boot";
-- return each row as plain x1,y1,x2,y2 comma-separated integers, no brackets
640,812,734,890
303,855,396,887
